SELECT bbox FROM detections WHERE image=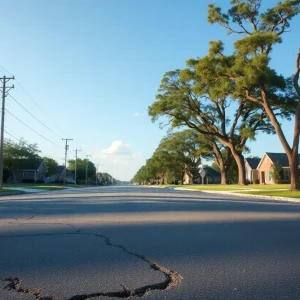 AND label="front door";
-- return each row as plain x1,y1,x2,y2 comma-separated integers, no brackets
261,171,265,184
